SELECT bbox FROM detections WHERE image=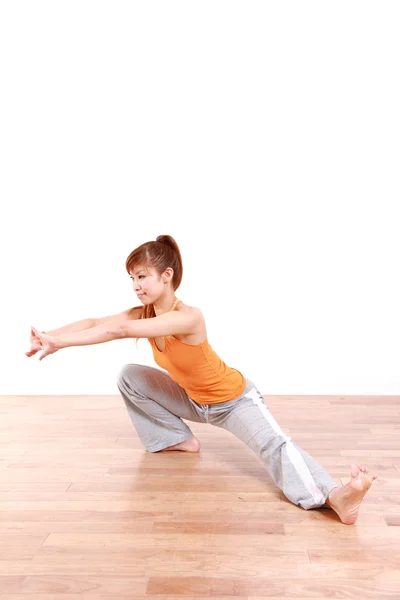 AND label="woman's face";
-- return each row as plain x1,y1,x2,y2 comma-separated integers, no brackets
129,265,171,303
